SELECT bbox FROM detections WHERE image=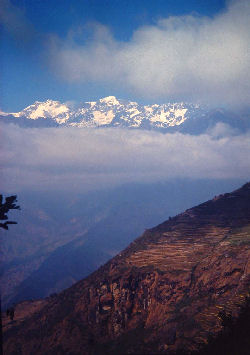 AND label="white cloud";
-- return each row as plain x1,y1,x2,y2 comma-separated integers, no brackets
48,0,250,107
1,124,250,192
